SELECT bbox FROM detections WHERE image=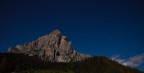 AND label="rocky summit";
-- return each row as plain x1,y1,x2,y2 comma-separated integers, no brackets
8,29,90,62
